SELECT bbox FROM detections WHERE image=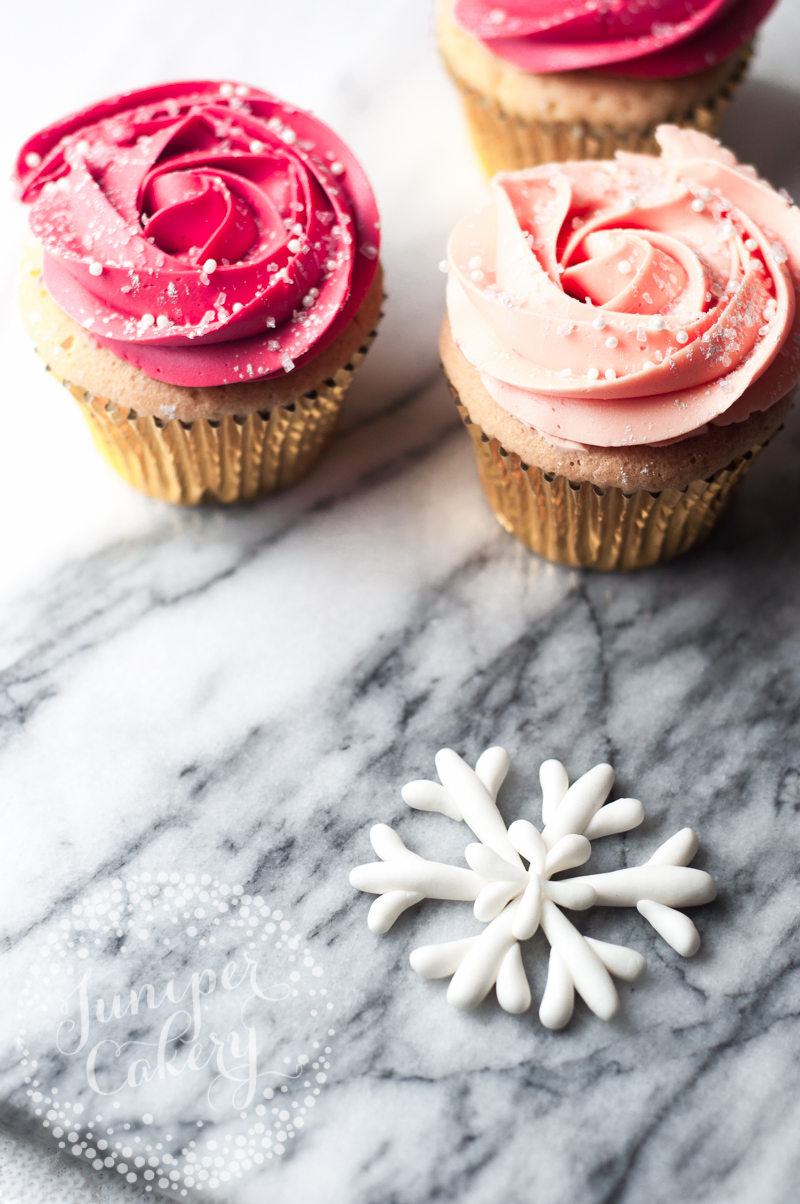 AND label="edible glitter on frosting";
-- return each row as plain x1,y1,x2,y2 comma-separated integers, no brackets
14,81,380,388
350,747,716,1024
446,125,800,448
452,0,778,79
